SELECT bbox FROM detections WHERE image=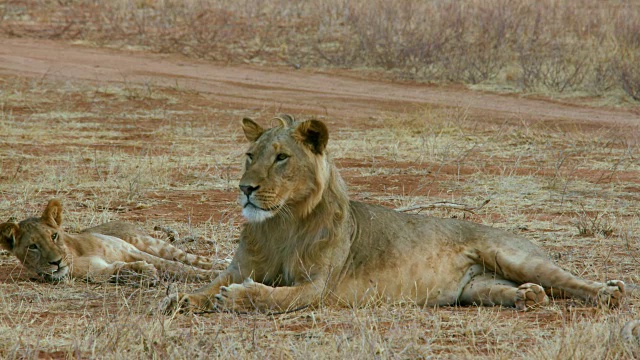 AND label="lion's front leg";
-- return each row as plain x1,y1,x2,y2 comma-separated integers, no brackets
75,257,159,286
215,278,325,313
